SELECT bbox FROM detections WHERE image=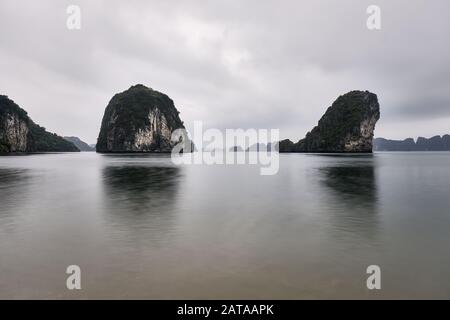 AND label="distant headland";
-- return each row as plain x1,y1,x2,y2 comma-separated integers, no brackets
374,135,450,151
63,136,95,152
